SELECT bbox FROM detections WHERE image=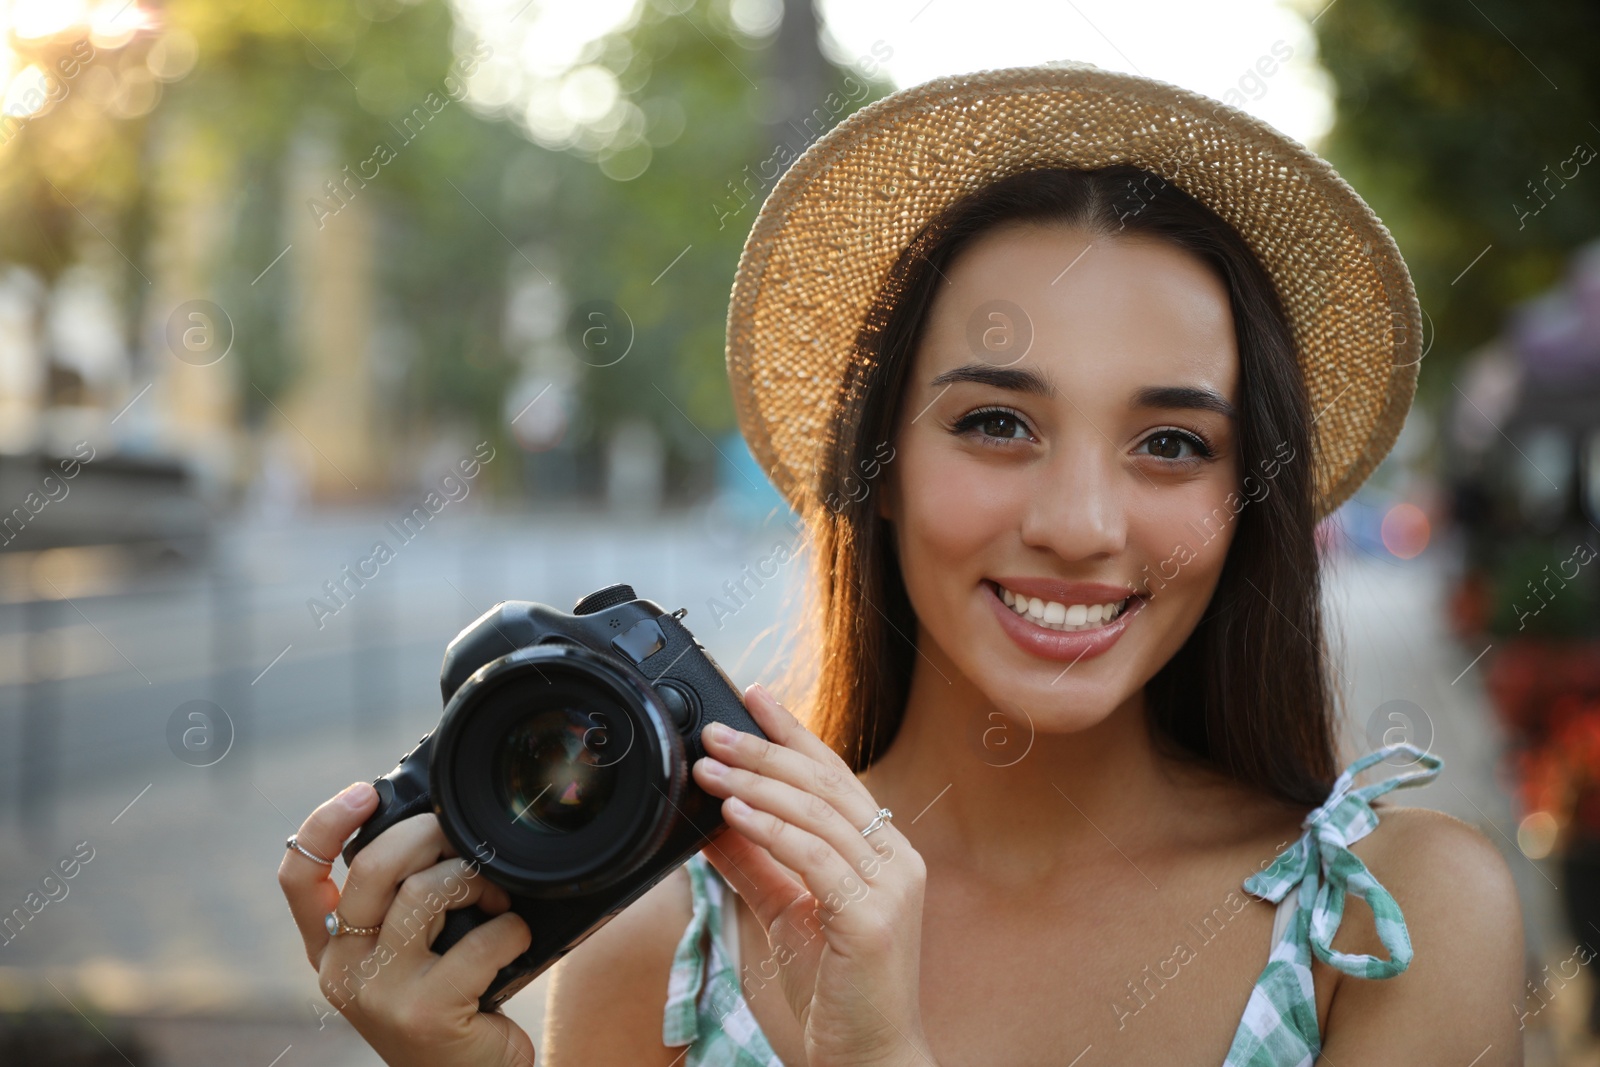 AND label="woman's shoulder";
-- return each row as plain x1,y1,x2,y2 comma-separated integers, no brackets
1349,802,1521,941
1360,801,1507,864
540,865,694,1067
1316,802,1525,1061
